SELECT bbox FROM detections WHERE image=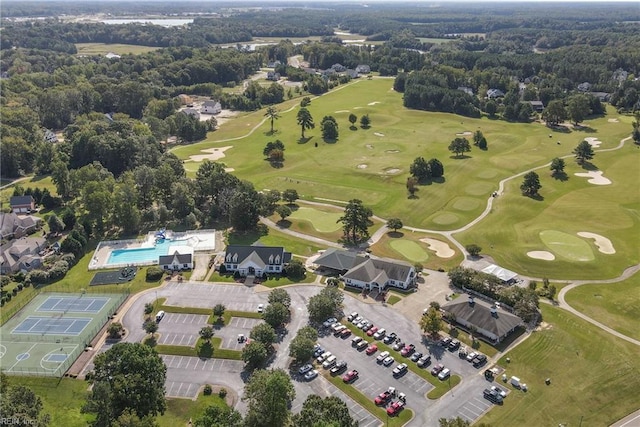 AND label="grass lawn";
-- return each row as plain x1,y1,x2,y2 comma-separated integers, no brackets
288,205,343,233
159,394,228,427
154,337,242,360
227,225,323,257
479,304,640,427
75,43,160,55
386,295,402,305
564,272,640,341
371,231,463,271
456,144,640,279
0,175,57,205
